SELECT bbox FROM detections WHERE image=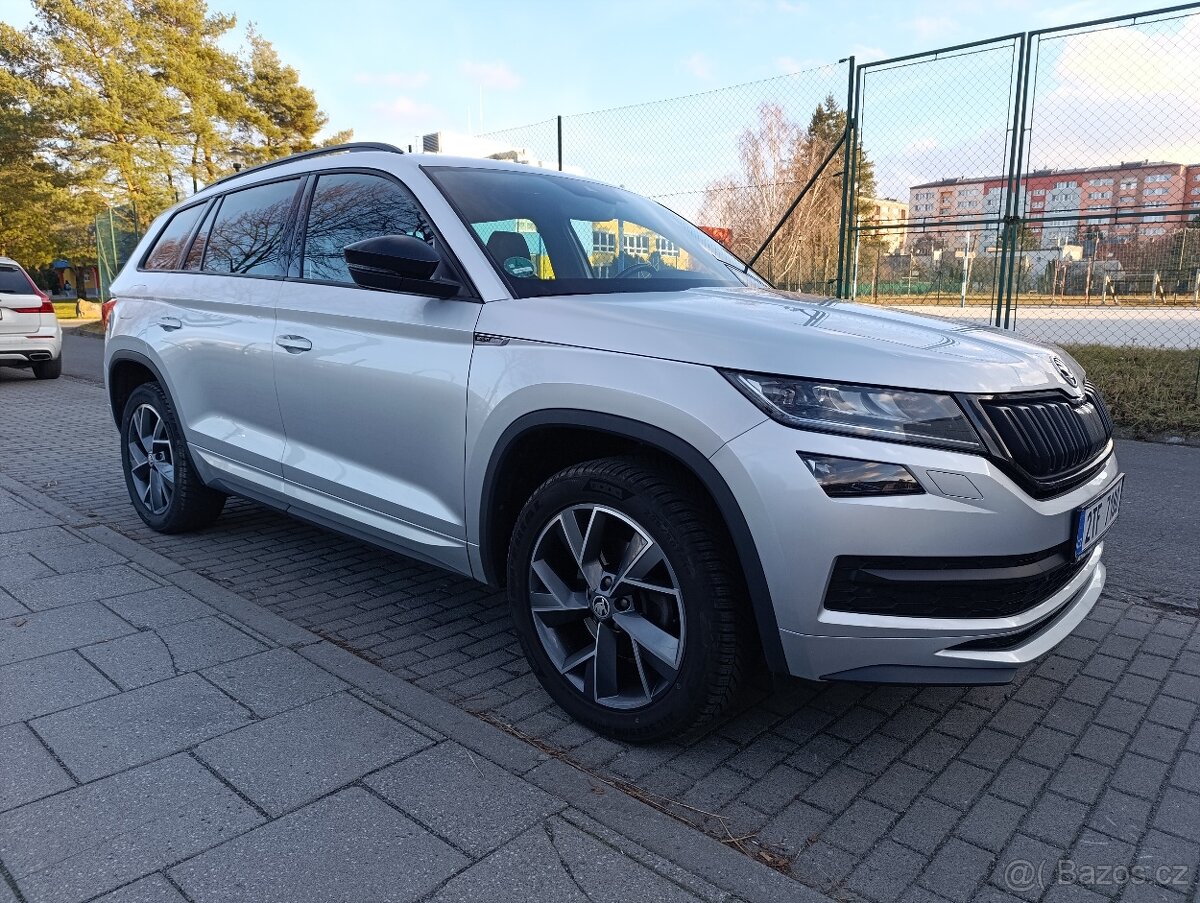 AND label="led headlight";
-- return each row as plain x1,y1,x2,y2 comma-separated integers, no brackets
722,371,983,451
